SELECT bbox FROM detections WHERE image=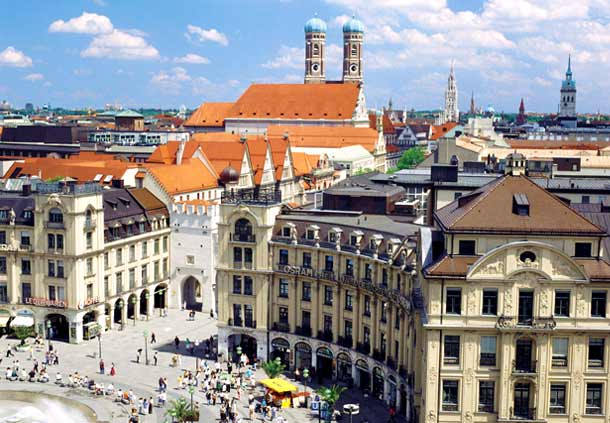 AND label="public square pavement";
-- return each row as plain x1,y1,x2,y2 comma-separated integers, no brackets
0,309,393,422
